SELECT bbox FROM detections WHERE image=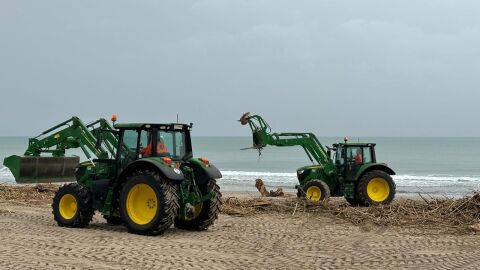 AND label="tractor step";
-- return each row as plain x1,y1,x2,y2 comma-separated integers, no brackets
3,155,79,183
